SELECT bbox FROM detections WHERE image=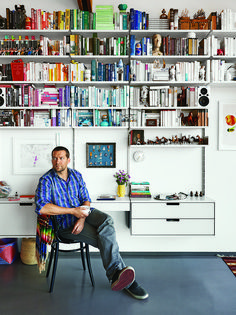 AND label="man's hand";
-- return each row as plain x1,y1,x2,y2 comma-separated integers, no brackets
72,206,90,219
72,218,86,235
